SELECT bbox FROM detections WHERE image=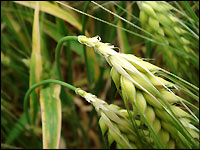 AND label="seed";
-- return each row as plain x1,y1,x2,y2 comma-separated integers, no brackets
158,129,170,146
163,27,174,37
156,13,172,25
136,90,147,114
174,27,187,34
159,89,180,103
128,71,160,97
171,105,191,118
110,67,120,90
181,37,190,45
139,10,148,27
120,75,136,105
141,2,157,19
148,75,174,88
99,117,108,136
157,27,165,36
167,139,175,149
144,1,172,12
148,17,160,31
152,118,161,134
145,106,155,125
143,92,162,109
107,128,115,146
